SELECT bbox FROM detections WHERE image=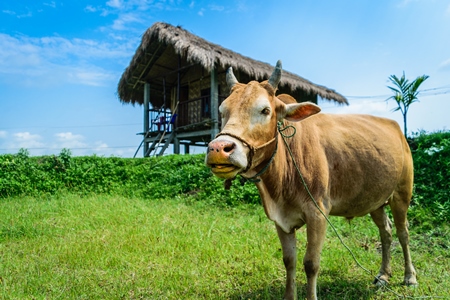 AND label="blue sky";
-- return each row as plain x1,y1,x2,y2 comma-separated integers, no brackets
1,0,449,157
